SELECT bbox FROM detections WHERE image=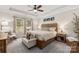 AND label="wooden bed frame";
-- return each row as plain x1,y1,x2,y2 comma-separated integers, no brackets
36,23,58,49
